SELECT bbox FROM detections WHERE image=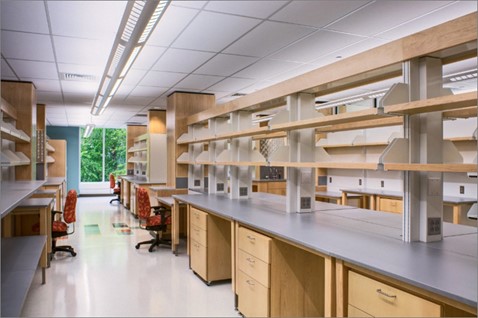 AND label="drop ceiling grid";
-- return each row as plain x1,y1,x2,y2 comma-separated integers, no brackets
0,0,476,128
